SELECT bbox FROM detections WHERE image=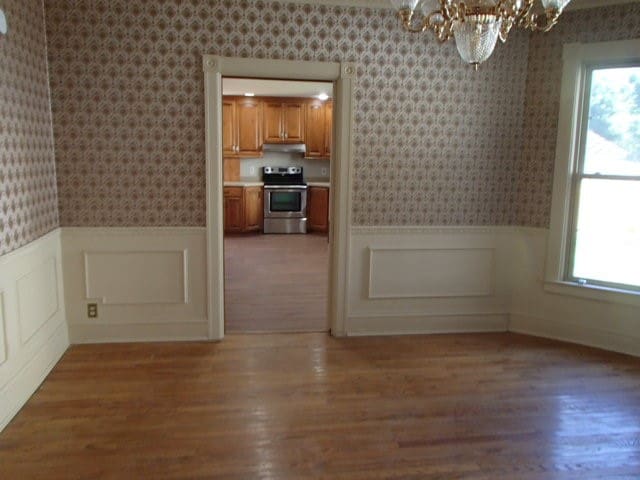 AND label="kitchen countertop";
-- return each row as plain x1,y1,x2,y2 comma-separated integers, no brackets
306,180,331,188
224,180,330,188
224,180,264,187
